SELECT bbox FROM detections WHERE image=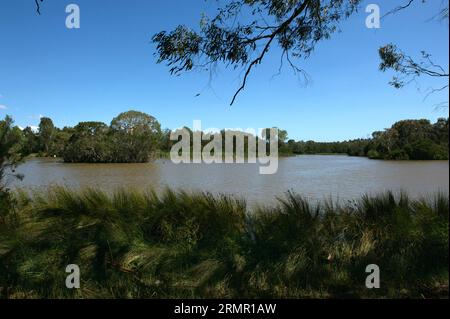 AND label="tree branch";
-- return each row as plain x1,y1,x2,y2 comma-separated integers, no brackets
382,0,415,19
35,0,43,15
230,0,312,105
